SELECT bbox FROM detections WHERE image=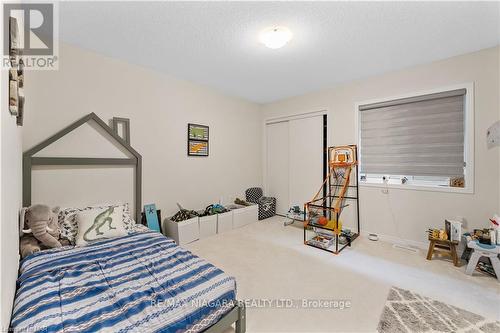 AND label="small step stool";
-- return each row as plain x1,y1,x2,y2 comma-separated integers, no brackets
426,237,460,267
